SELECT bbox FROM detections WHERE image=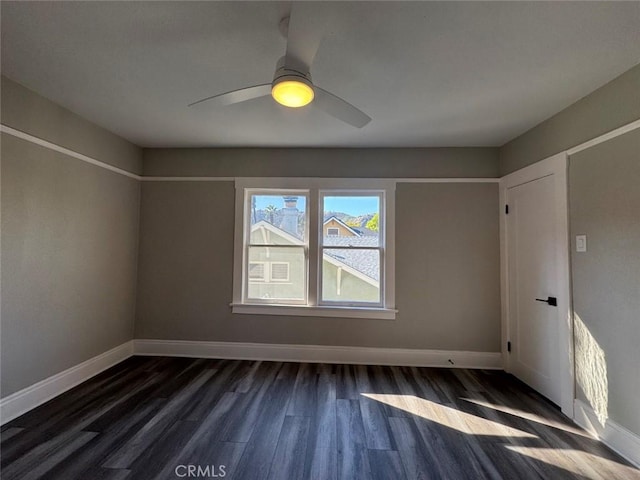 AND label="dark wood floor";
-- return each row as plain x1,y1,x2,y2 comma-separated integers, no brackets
1,357,638,480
